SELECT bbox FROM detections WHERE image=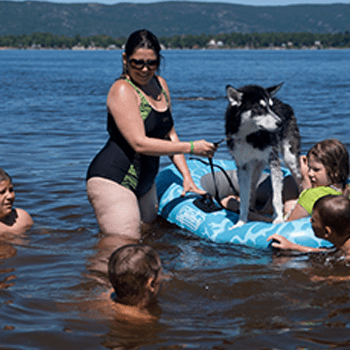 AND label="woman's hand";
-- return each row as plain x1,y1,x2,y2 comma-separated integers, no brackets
181,177,206,196
192,140,217,158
